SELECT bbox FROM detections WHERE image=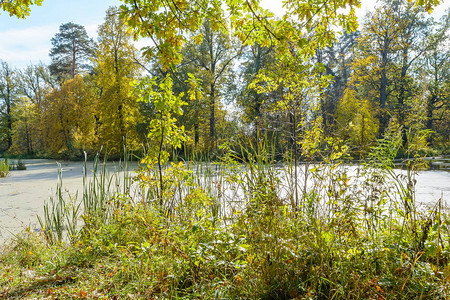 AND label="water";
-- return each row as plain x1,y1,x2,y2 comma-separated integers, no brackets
0,159,135,244
0,159,449,244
